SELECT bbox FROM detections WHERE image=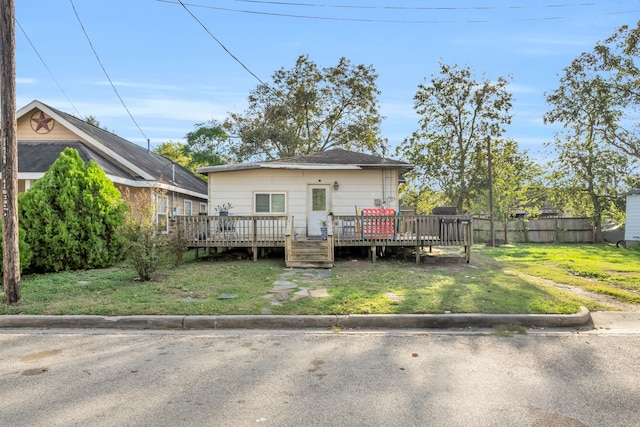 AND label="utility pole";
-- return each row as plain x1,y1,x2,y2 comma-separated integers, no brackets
1,0,21,304
486,135,495,247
